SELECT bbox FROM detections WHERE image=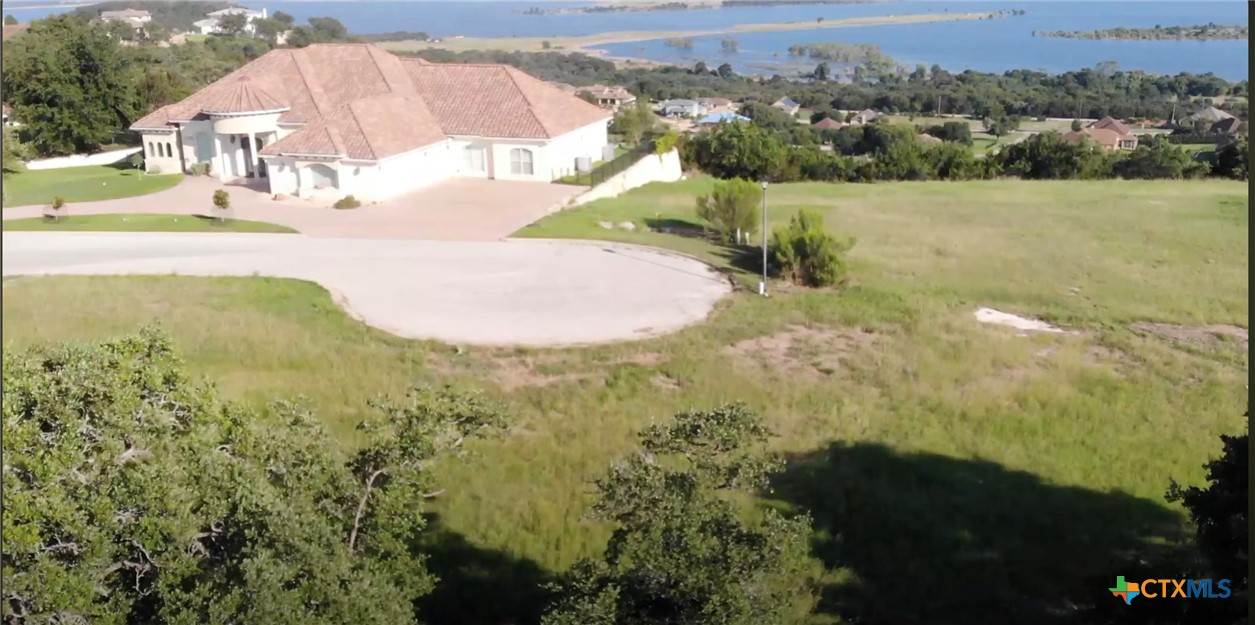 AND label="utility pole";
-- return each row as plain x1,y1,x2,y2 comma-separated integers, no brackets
760,180,769,297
